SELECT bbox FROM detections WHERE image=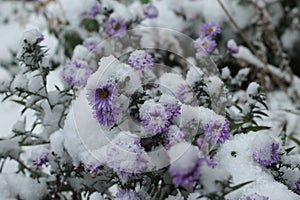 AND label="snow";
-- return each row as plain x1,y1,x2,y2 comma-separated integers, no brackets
215,132,299,199
0,173,47,200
